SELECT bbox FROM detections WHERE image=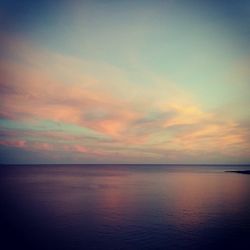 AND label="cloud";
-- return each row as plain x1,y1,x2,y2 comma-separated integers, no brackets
0,33,249,163
0,139,26,148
